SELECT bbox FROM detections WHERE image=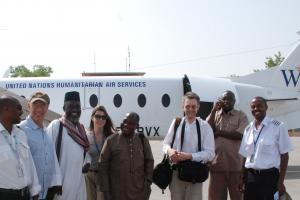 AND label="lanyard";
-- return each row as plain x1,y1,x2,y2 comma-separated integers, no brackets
253,125,264,148
1,131,21,160
93,133,102,154
250,125,264,163
1,131,24,177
